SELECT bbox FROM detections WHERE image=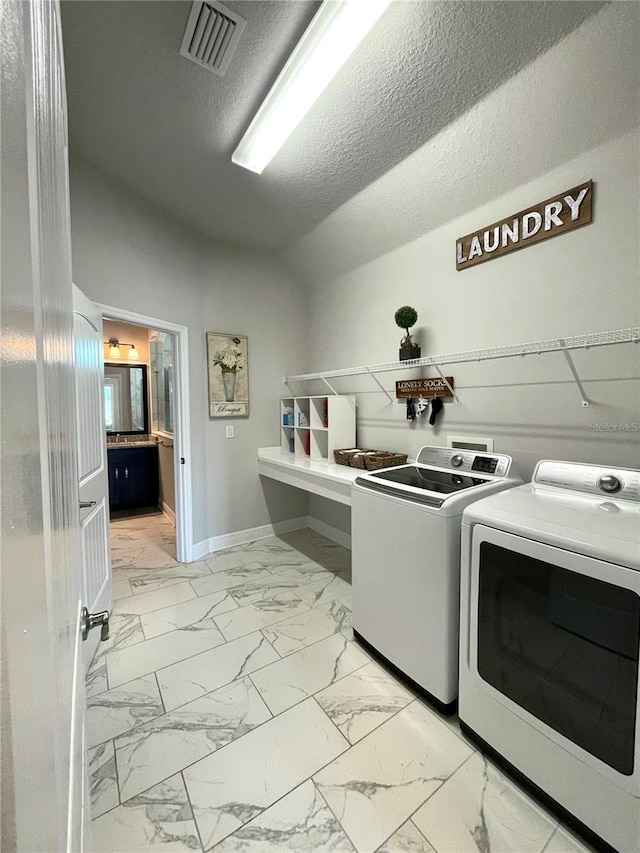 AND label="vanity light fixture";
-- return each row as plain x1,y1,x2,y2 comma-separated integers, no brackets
104,338,140,360
106,338,121,359
231,0,392,174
